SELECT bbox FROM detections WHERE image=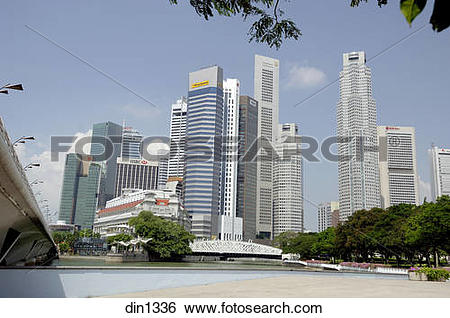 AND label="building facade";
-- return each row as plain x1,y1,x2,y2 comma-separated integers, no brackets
59,153,101,229
114,157,159,197
93,187,191,237
184,66,224,239
273,123,303,237
254,54,279,239
121,126,142,159
168,97,188,179
337,51,380,222
236,96,258,241
378,126,419,208
90,121,122,209
318,201,339,233
430,146,450,201
219,79,243,241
